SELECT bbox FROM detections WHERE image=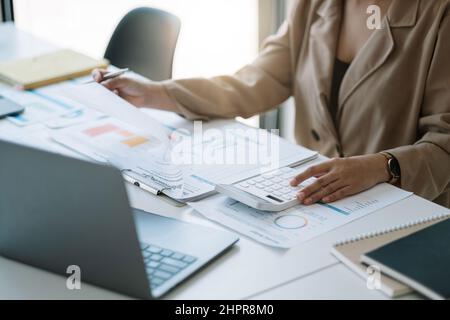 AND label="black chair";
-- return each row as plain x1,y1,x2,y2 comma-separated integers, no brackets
105,7,181,81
